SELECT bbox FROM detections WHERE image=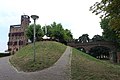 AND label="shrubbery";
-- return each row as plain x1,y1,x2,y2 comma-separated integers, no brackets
0,53,10,57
